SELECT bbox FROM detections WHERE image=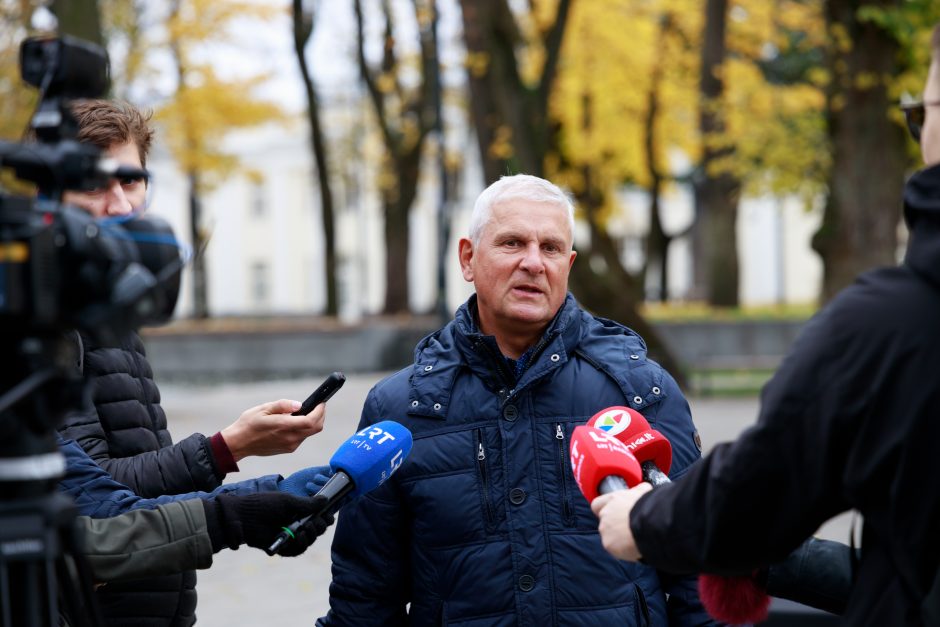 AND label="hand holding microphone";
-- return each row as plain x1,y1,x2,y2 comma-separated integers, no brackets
266,420,413,556
568,425,650,562
585,406,771,624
